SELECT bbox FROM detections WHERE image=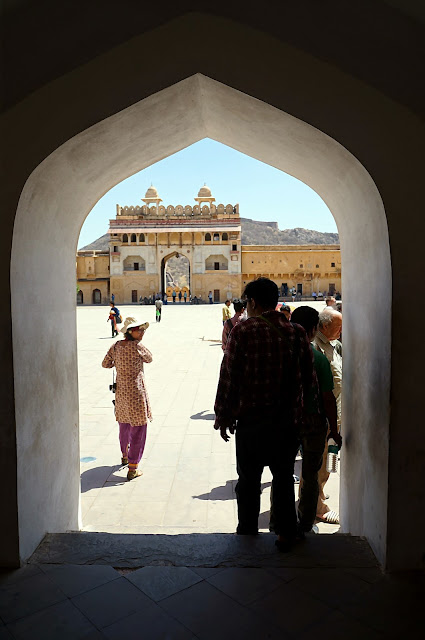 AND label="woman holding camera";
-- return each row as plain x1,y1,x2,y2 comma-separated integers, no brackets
102,317,152,481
